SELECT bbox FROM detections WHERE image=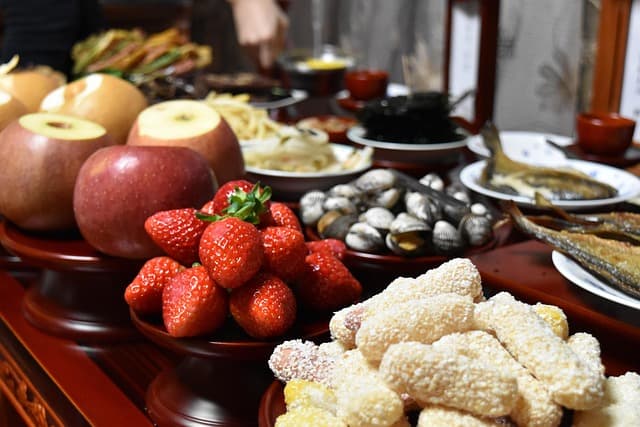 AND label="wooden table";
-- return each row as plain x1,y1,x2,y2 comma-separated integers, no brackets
1,237,640,426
